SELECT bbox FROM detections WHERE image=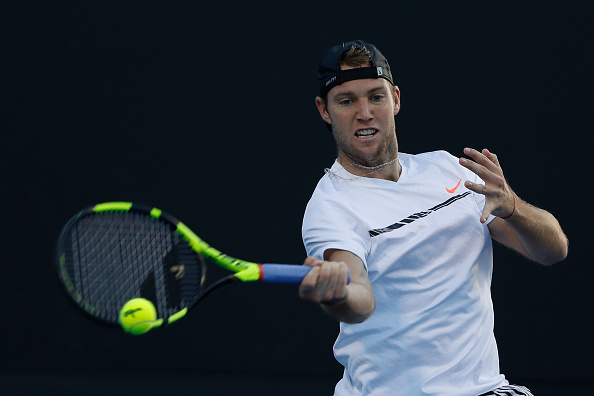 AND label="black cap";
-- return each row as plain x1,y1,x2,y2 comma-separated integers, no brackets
317,40,393,97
